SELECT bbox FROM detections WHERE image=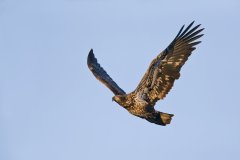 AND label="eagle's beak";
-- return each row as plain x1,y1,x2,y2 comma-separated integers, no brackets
112,97,115,102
